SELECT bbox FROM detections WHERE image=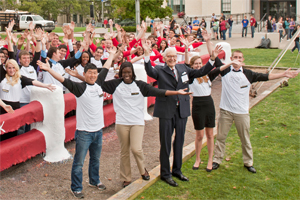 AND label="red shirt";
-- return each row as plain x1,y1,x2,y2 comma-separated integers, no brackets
250,18,256,26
